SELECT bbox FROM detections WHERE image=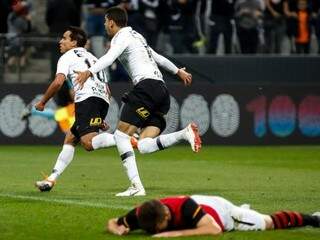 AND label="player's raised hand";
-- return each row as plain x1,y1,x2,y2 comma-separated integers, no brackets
74,70,92,90
34,101,45,111
177,67,192,86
